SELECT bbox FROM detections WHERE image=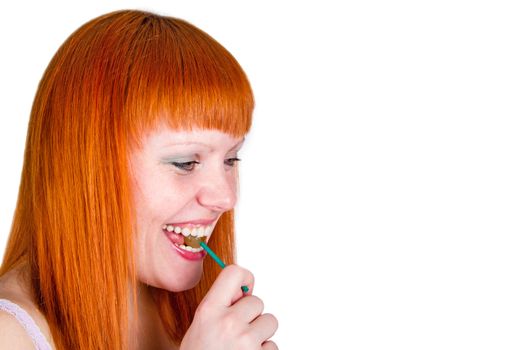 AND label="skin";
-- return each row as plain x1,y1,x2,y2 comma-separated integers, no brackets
130,127,278,349
129,127,244,292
